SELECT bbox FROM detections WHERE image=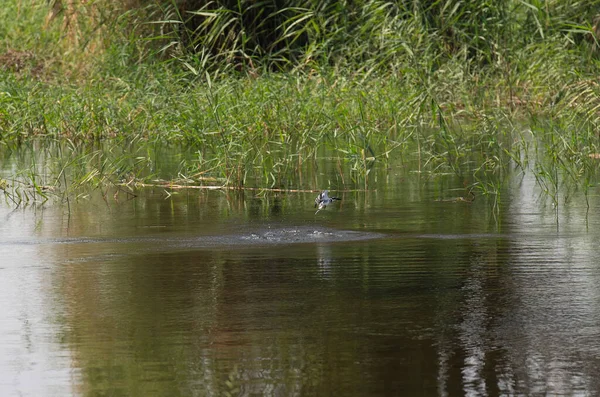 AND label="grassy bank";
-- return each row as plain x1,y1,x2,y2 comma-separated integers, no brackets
2,1,600,207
